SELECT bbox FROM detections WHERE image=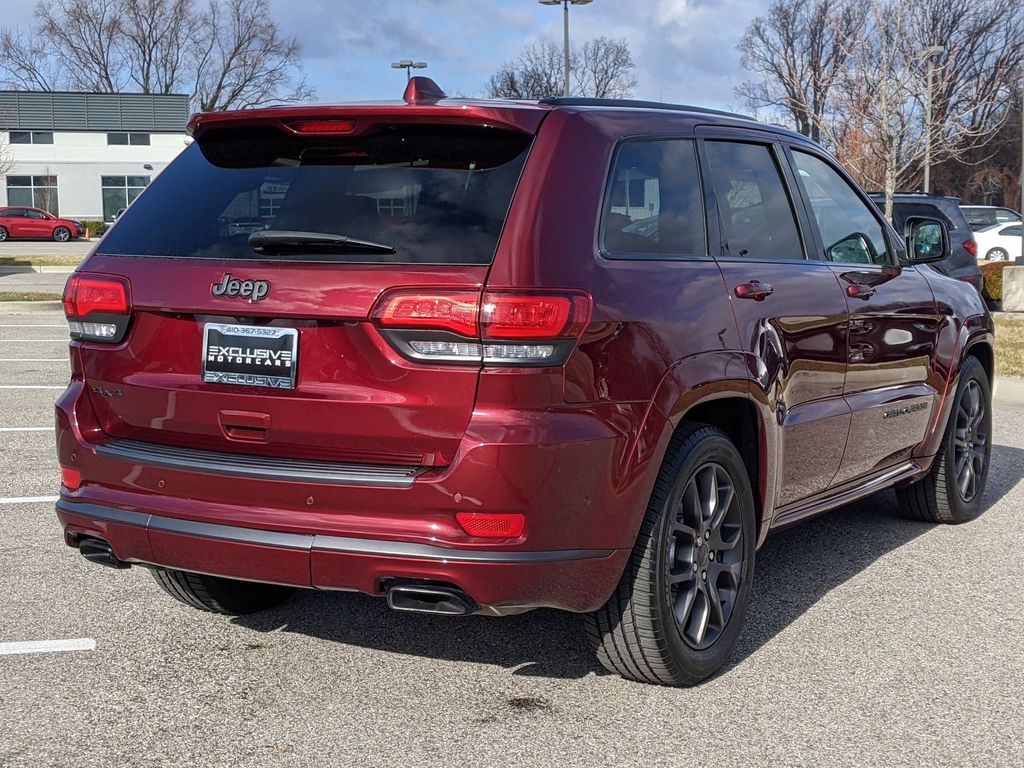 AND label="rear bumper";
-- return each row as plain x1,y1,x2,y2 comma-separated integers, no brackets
55,381,654,612
57,499,628,612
